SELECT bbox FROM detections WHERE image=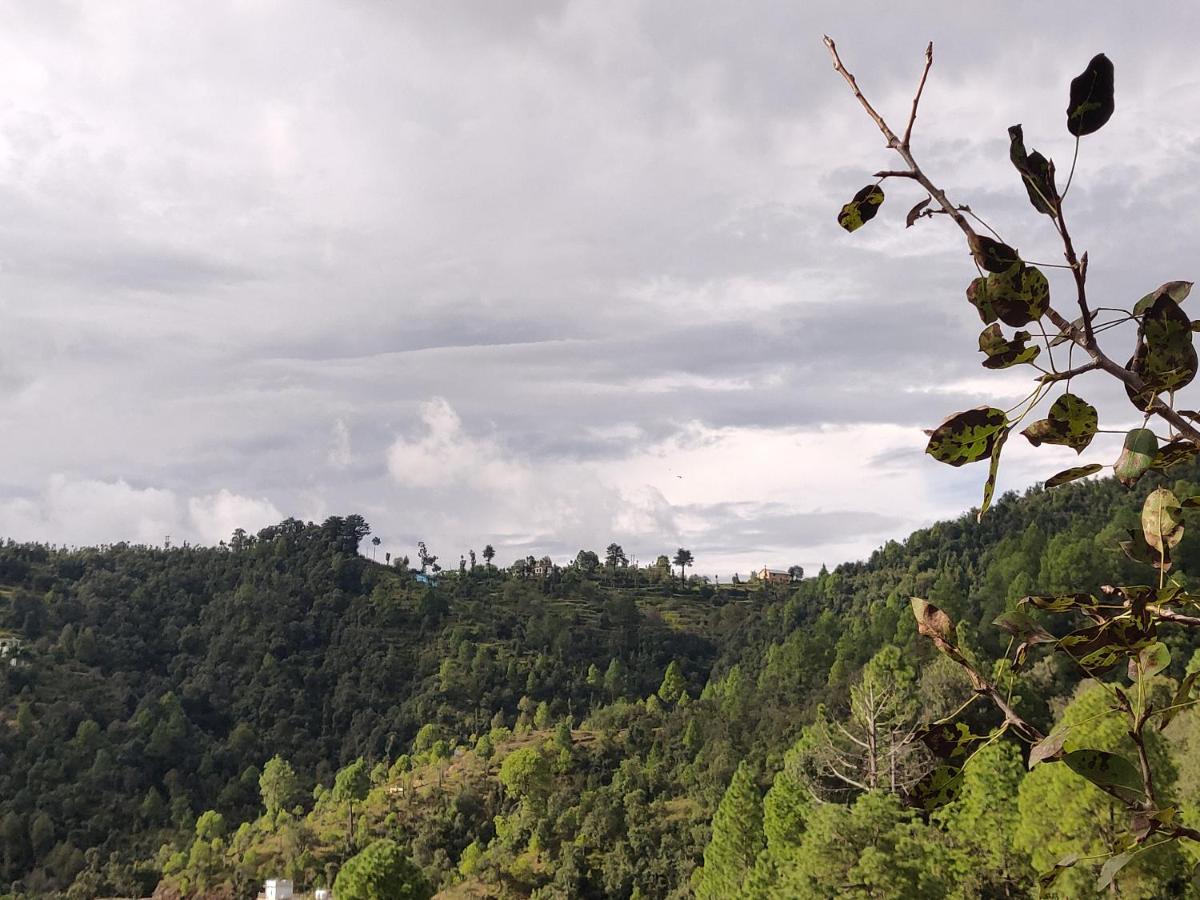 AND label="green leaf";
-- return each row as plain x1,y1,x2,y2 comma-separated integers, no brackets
968,234,1020,274
1151,439,1199,472
1145,295,1198,390
1129,641,1170,681
966,277,998,325
986,263,1050,327
925,406,1008,467
1114,428,1158,487
1120,530,1168,569
979,425,1010,520
1028,729,1069,768
911,597,955,645
1067,53,1115,137
1133,280,1193,317
1062,748,1145,803
1127,294,1198,411
1021,393,1098,453
1134,294,1198,397
914,721,989,762
1160,672,1198,731
1045,463,1103,488
1096,851,1135,892
1038,854,1078,892
1008,124,1058,216
1020,592,1097,612
1142,488,1184,555
1057,618,1157,676
978,324,1040,369
993,608,1055,644
908,764,965,812
838,184,885,232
